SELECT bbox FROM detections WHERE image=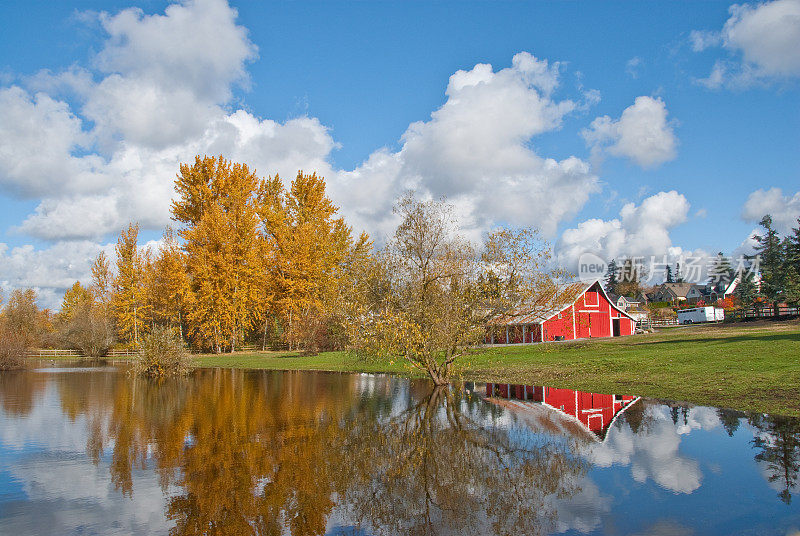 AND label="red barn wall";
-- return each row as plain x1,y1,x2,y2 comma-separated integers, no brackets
490,282,635,343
